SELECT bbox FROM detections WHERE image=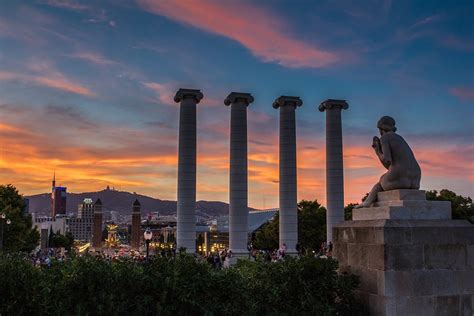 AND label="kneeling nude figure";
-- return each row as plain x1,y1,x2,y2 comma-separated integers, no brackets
356,116,421,209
